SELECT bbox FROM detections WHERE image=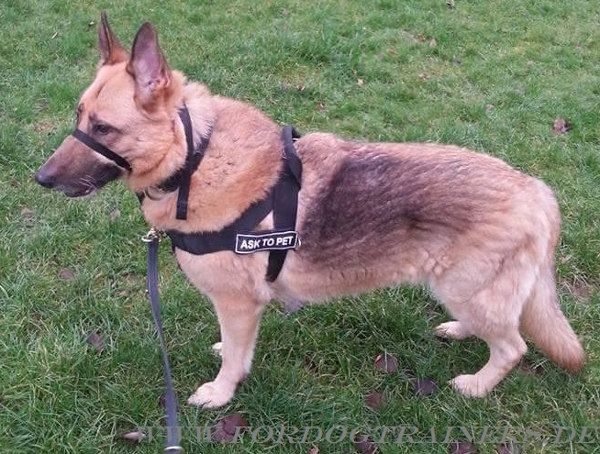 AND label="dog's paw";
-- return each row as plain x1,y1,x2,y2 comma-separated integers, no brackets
434,321,471,340
187,381,234,408
450,374,490,398
211,341,223,357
